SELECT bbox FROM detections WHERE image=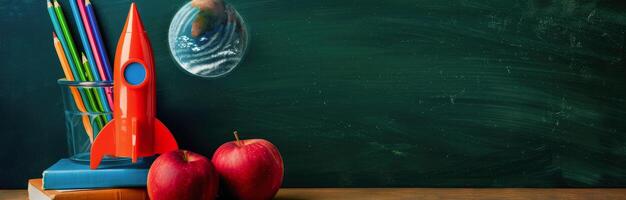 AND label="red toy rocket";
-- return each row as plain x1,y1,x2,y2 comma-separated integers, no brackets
90,3,178,169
